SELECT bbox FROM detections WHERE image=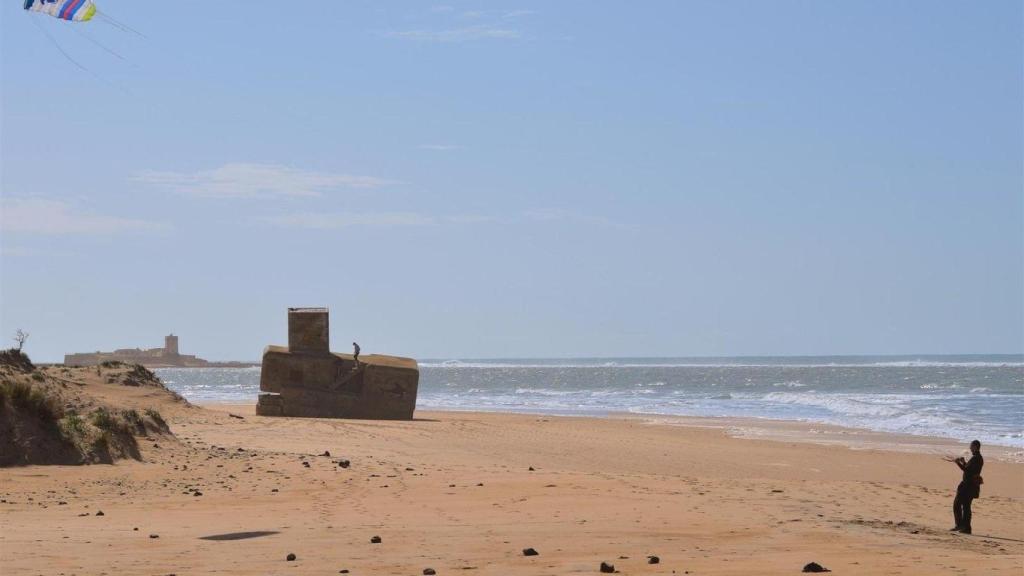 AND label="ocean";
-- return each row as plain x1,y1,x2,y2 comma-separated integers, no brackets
155,355,1024,448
